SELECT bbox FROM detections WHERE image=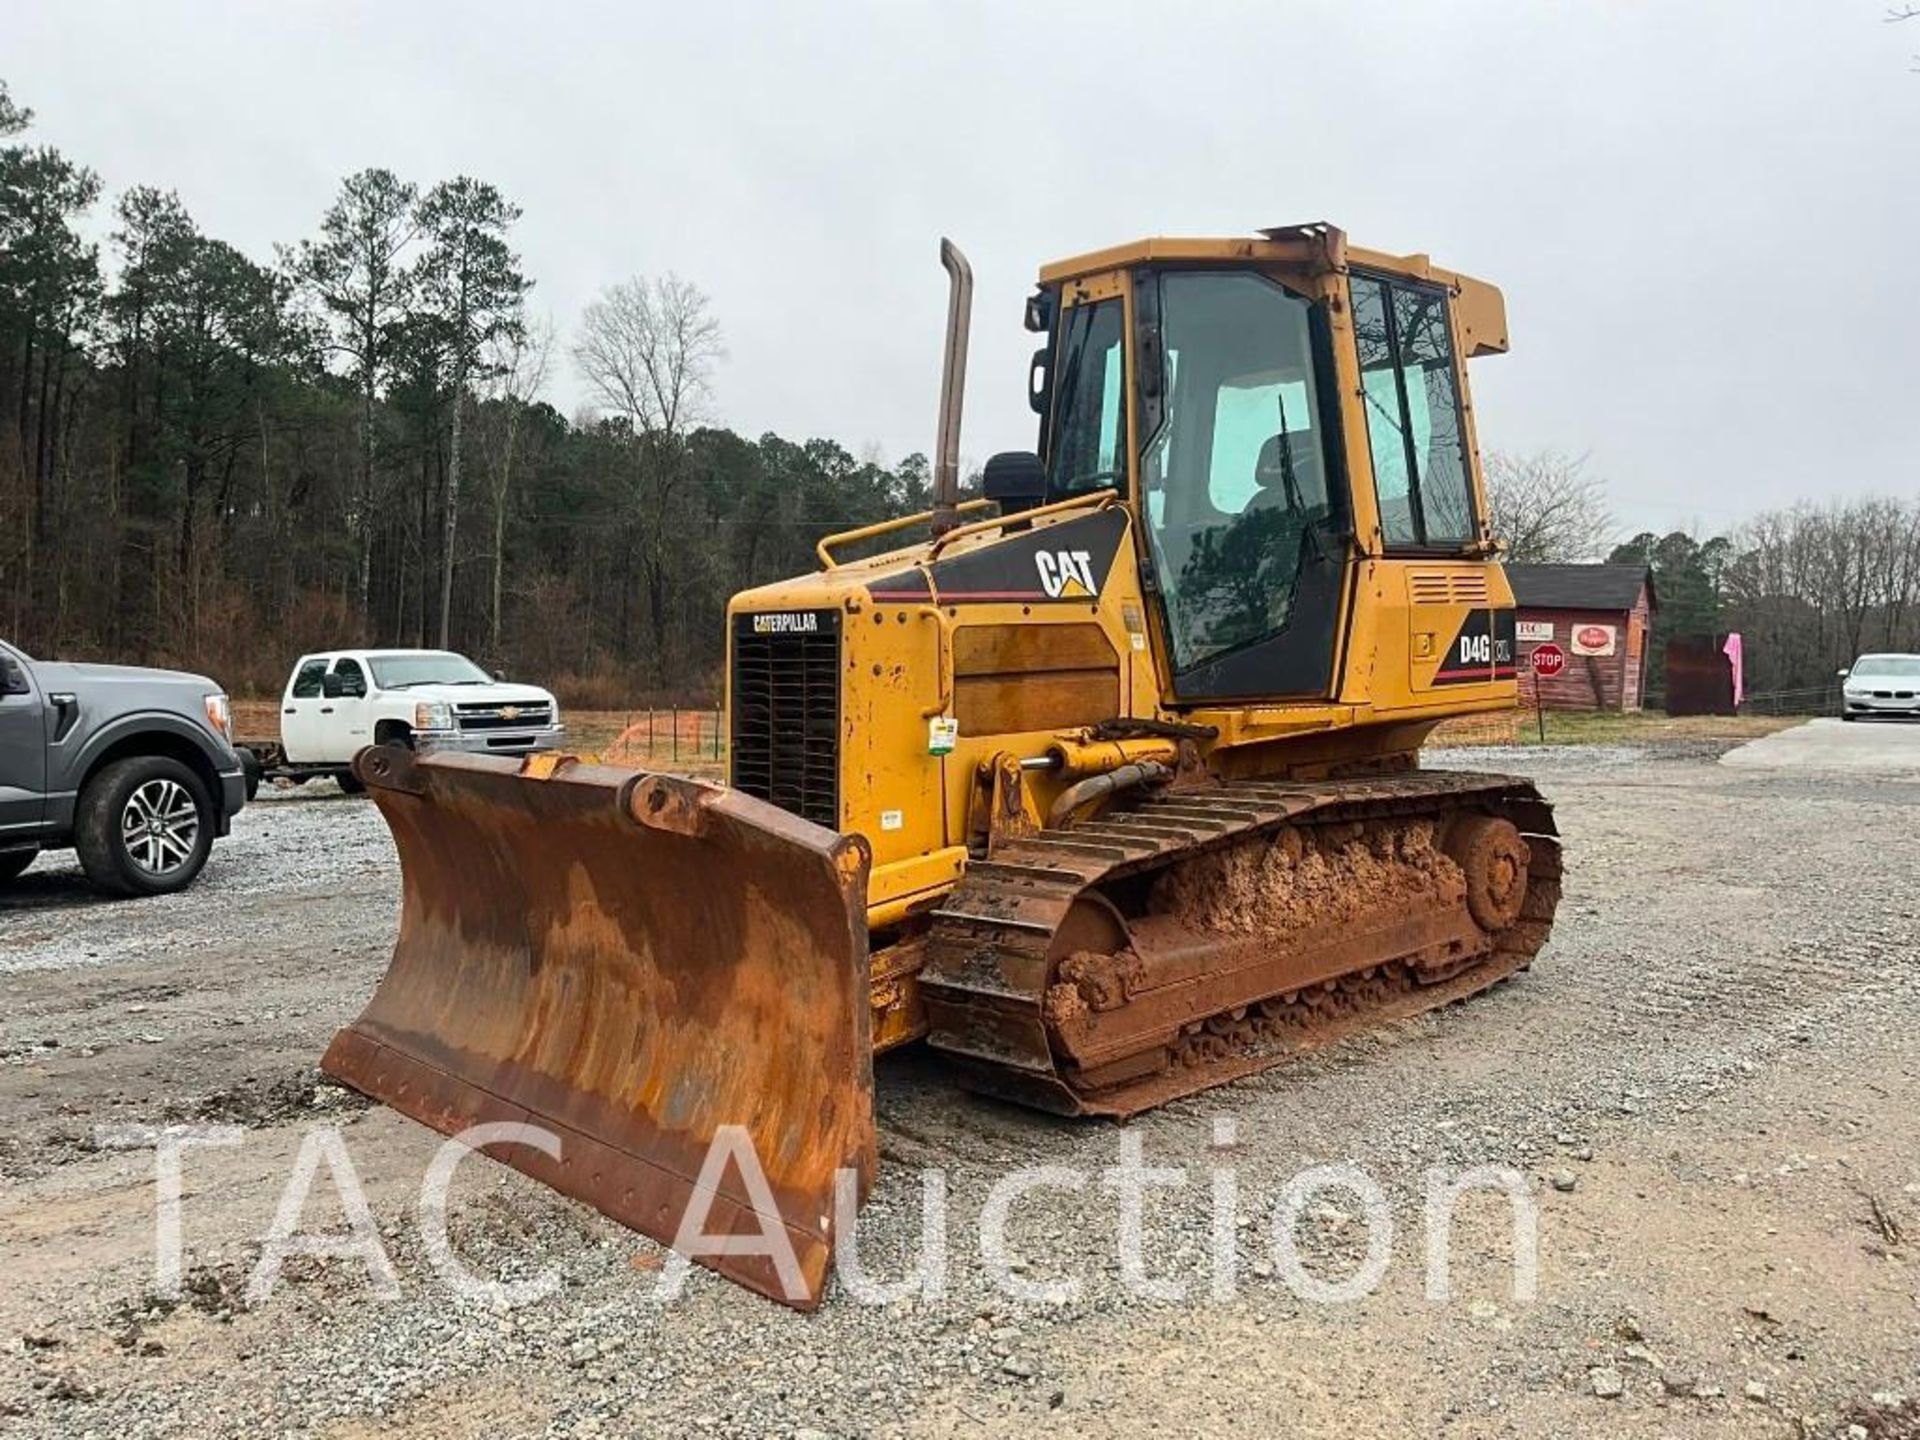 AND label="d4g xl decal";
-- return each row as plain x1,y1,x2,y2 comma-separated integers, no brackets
1431,608,1518,685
